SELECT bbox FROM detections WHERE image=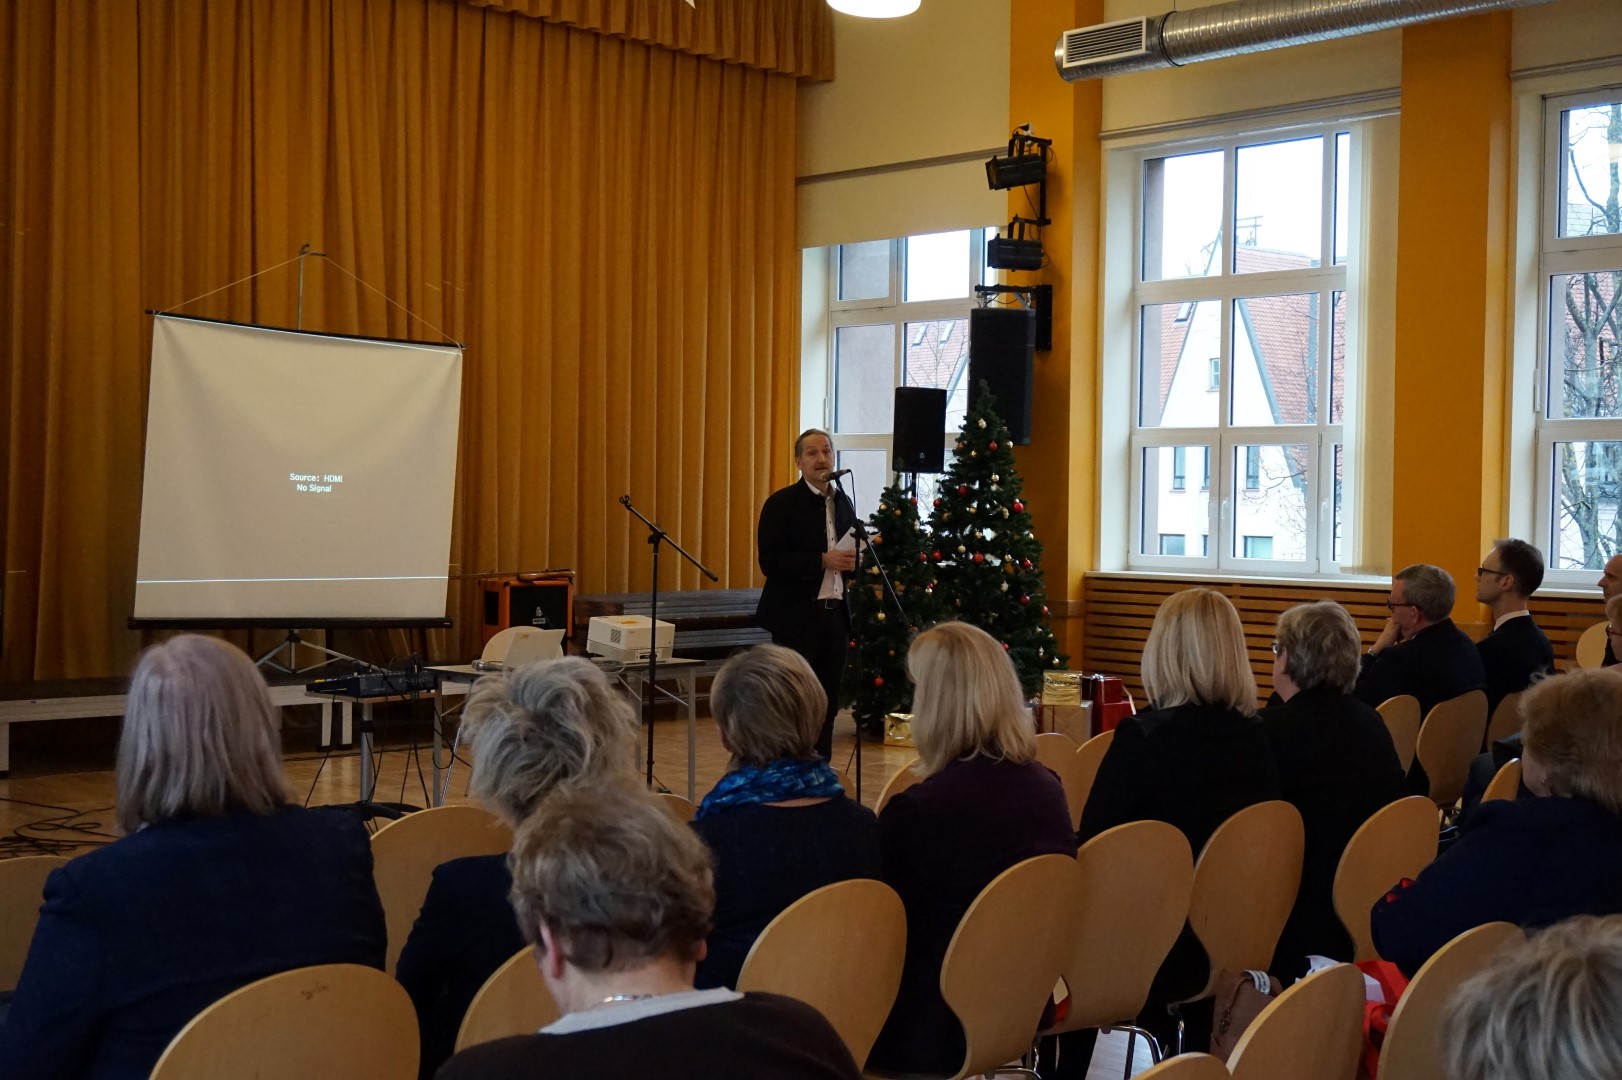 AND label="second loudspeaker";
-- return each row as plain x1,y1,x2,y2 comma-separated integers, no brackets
892,386,947,473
